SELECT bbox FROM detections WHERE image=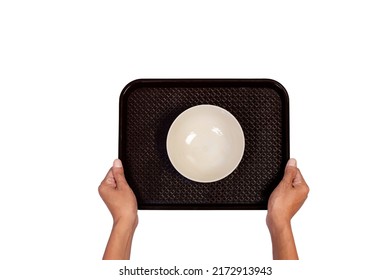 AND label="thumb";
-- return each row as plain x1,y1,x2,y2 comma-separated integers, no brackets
112,159,128,189
282,158,298,184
